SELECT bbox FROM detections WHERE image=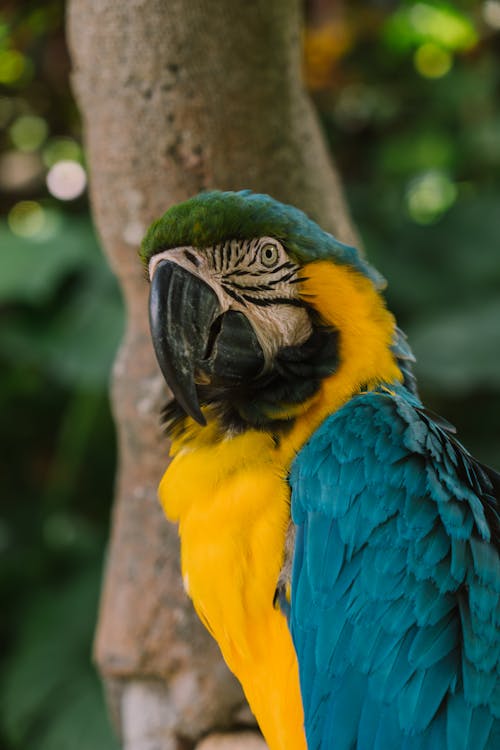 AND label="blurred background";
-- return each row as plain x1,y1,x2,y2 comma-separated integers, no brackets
0,1,499,748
